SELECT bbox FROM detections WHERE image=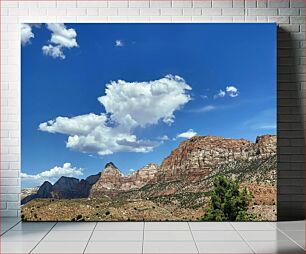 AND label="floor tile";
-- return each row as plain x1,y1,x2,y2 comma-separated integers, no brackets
11,222,55,231
197,241,253,253
248,240,305,253
144,230,193,241
239,230,291,241
143,241,198,253
231,222,276,231
276,221,305,231
192,230,243,241
189,222,234,231
96,222,143,231
90,230,143,241
85,241,143,253
0,230,47,242
42,230,92,242
1,221,21,232
145,222,189,231
52,222,96,231
0,241,37,253
32,241,87,253
282,230,305,249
